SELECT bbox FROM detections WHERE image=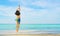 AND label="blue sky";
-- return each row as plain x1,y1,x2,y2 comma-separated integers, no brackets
0,0,60,24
